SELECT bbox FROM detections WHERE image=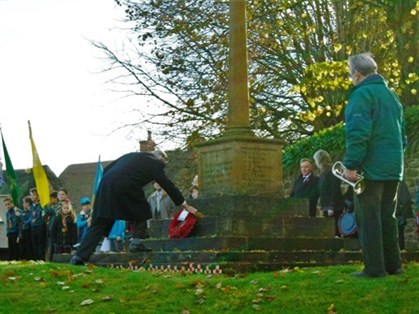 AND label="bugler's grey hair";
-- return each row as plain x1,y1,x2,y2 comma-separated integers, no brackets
348,52,378,76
